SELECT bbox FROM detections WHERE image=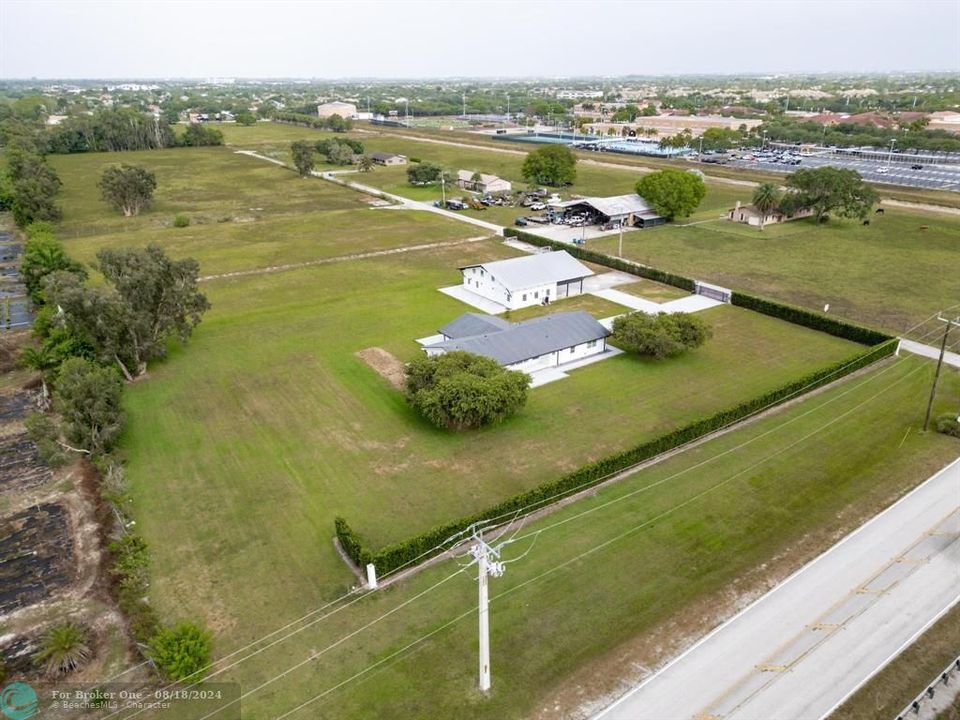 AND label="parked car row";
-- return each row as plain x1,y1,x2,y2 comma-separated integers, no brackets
740,150,802,165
